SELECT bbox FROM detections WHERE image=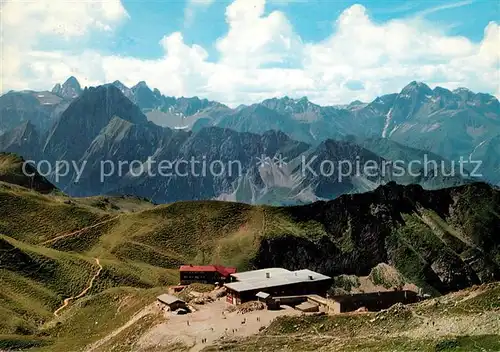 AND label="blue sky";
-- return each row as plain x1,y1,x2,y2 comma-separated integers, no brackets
97,0,499,60
2,0,499,105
